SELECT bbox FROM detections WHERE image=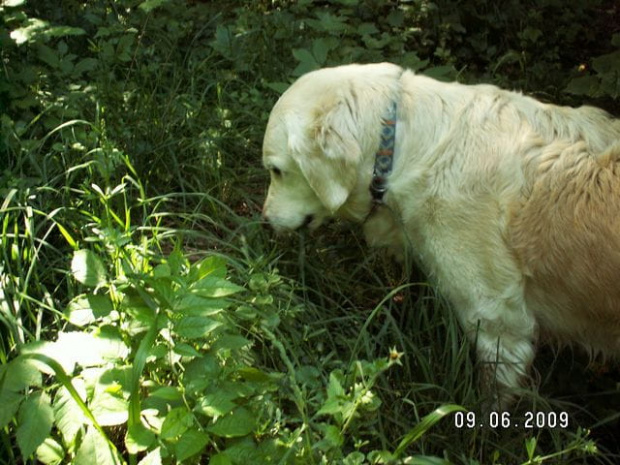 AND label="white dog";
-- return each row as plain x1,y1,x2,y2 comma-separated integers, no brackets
261,63,620,407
